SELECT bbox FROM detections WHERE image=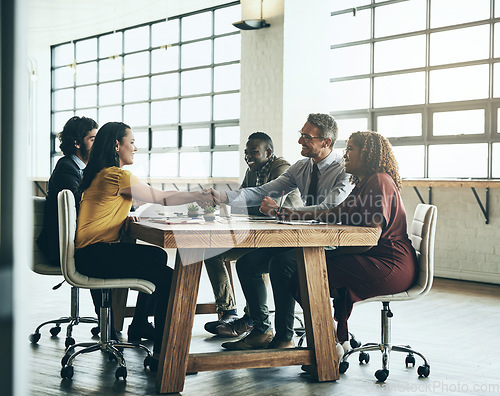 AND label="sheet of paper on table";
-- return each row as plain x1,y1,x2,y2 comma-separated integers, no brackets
144,217,205,224
224,214,277,222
